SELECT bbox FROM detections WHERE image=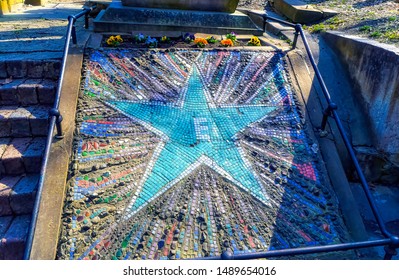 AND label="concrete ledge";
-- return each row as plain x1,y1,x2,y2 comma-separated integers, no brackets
94,2,263,35
323,31,399,185
273,0,323,23
272,0,338,23
121,0,239,13
29,48,84,259
286,50,369,246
